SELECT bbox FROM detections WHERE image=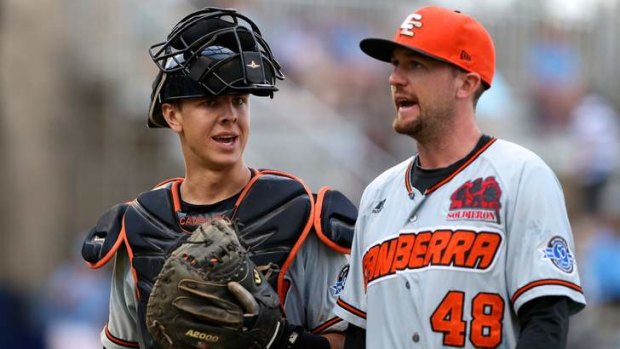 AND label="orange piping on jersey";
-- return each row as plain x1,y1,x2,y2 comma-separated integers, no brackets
404,159,415,196
104,323,140,348
511,279,583,305
311,316,344,334
424,137,497,195
86,201,131,269
336,298,367,319
313,186,351,255
257,170,316,304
